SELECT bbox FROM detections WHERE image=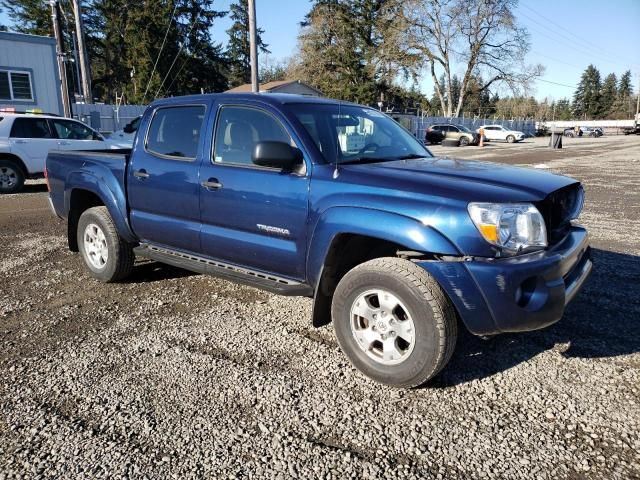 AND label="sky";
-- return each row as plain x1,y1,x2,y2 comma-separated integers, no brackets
2,0,639,101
